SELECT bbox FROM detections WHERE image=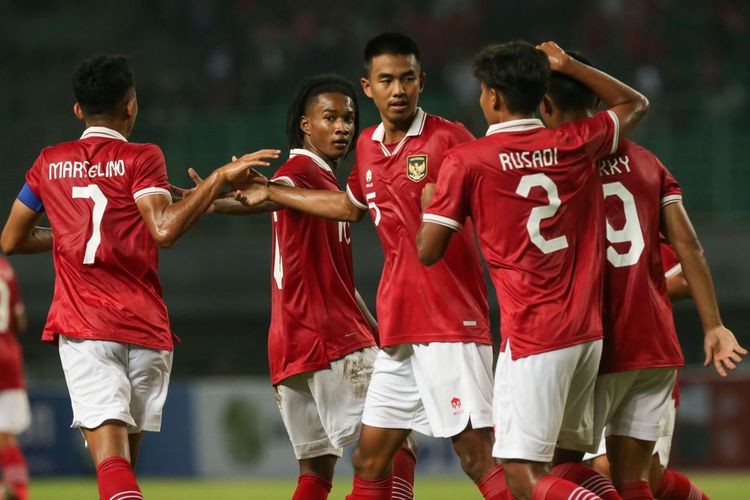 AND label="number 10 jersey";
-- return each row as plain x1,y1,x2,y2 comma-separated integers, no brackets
22,127,174,350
